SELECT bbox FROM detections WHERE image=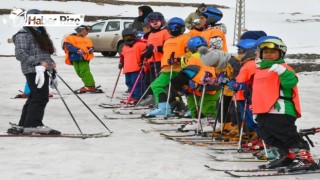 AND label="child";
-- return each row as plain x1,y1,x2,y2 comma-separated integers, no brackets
171,36,221,131
139,12,171,106
64,25,98,93
118,28,147,103
147,17,190,116
253,38,317,171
